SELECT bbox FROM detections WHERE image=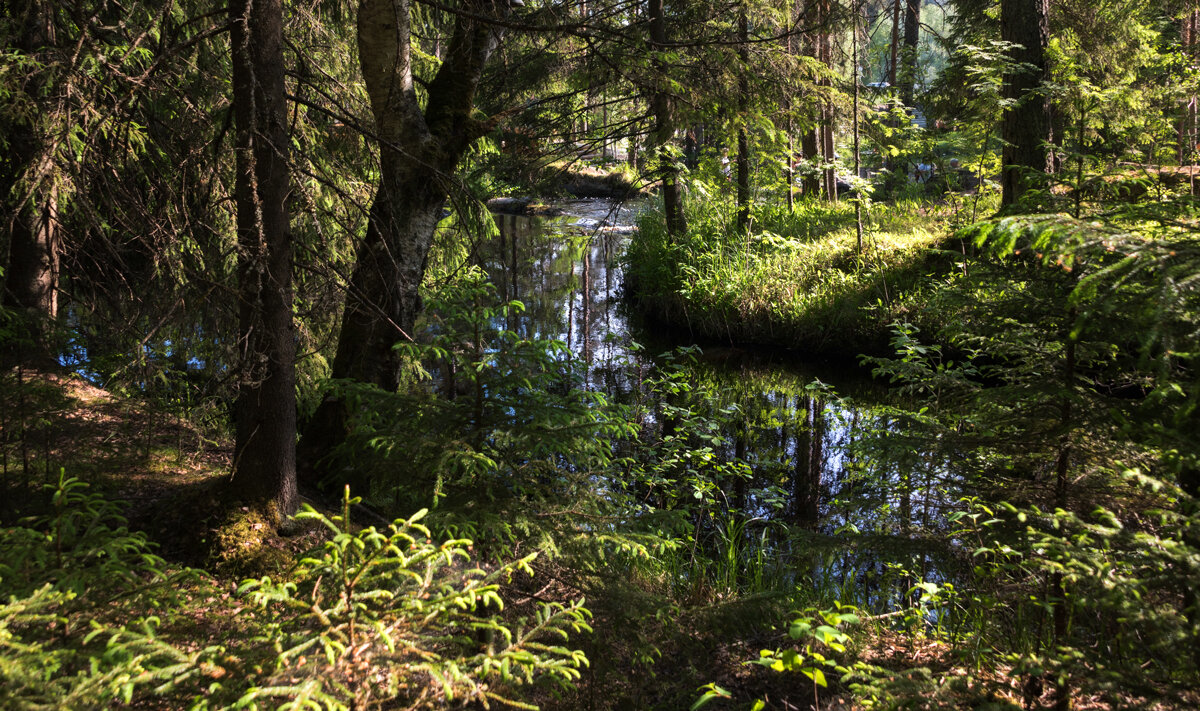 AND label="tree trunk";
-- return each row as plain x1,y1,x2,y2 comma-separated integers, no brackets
736,5,751,233
889,0,901,87
819,0,836,202
1000,0,1051,209
335,0,506,388
2,1,60,364
898,0,919,109
853,5,863,252
4,191,59,320
303,0,508,492
649,0,686,237
229,0,299,523
1181,6,1200,168
800,0,826,199
802,129,821,196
